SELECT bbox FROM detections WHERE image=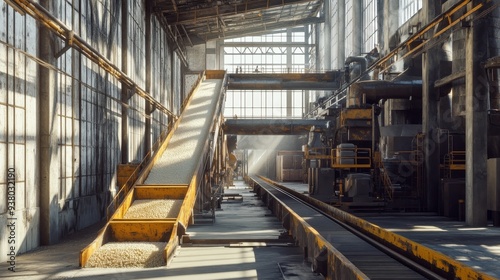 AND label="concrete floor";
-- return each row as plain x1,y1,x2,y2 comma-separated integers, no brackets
283,182,500,279
3,180,498,279
362,214,500,279
0,182,317,280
